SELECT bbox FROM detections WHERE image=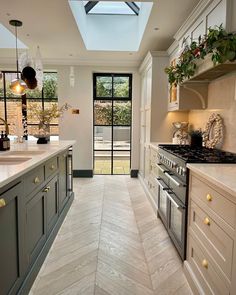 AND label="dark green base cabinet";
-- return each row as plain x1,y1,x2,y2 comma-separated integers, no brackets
0,148,74,295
